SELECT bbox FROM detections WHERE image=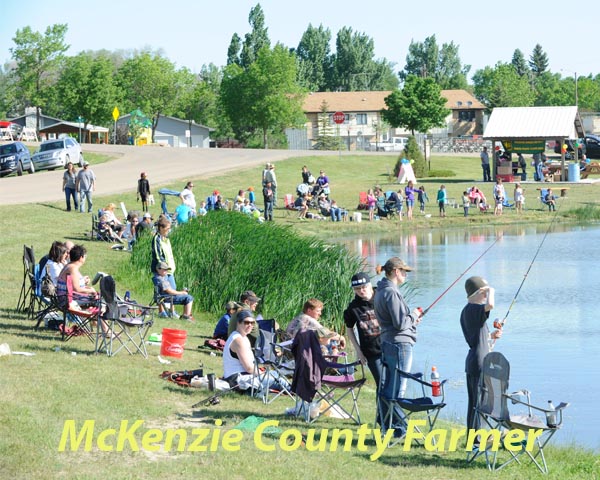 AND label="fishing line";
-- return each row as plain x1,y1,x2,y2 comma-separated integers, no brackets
492,191,566,345
421,232,504,316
